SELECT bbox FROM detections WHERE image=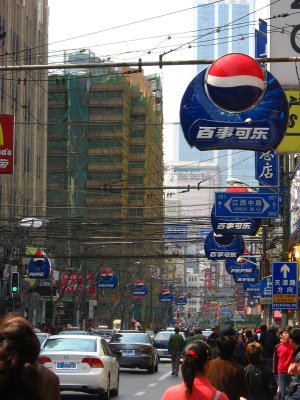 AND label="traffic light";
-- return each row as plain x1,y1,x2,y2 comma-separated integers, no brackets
188,310,191,318
176,310,180,318
11,272,20,294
